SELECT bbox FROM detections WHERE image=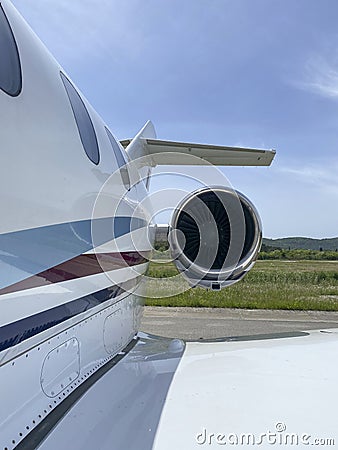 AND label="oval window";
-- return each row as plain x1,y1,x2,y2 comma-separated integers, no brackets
60,72,100,165
105,127,130,188
0,5,22,96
